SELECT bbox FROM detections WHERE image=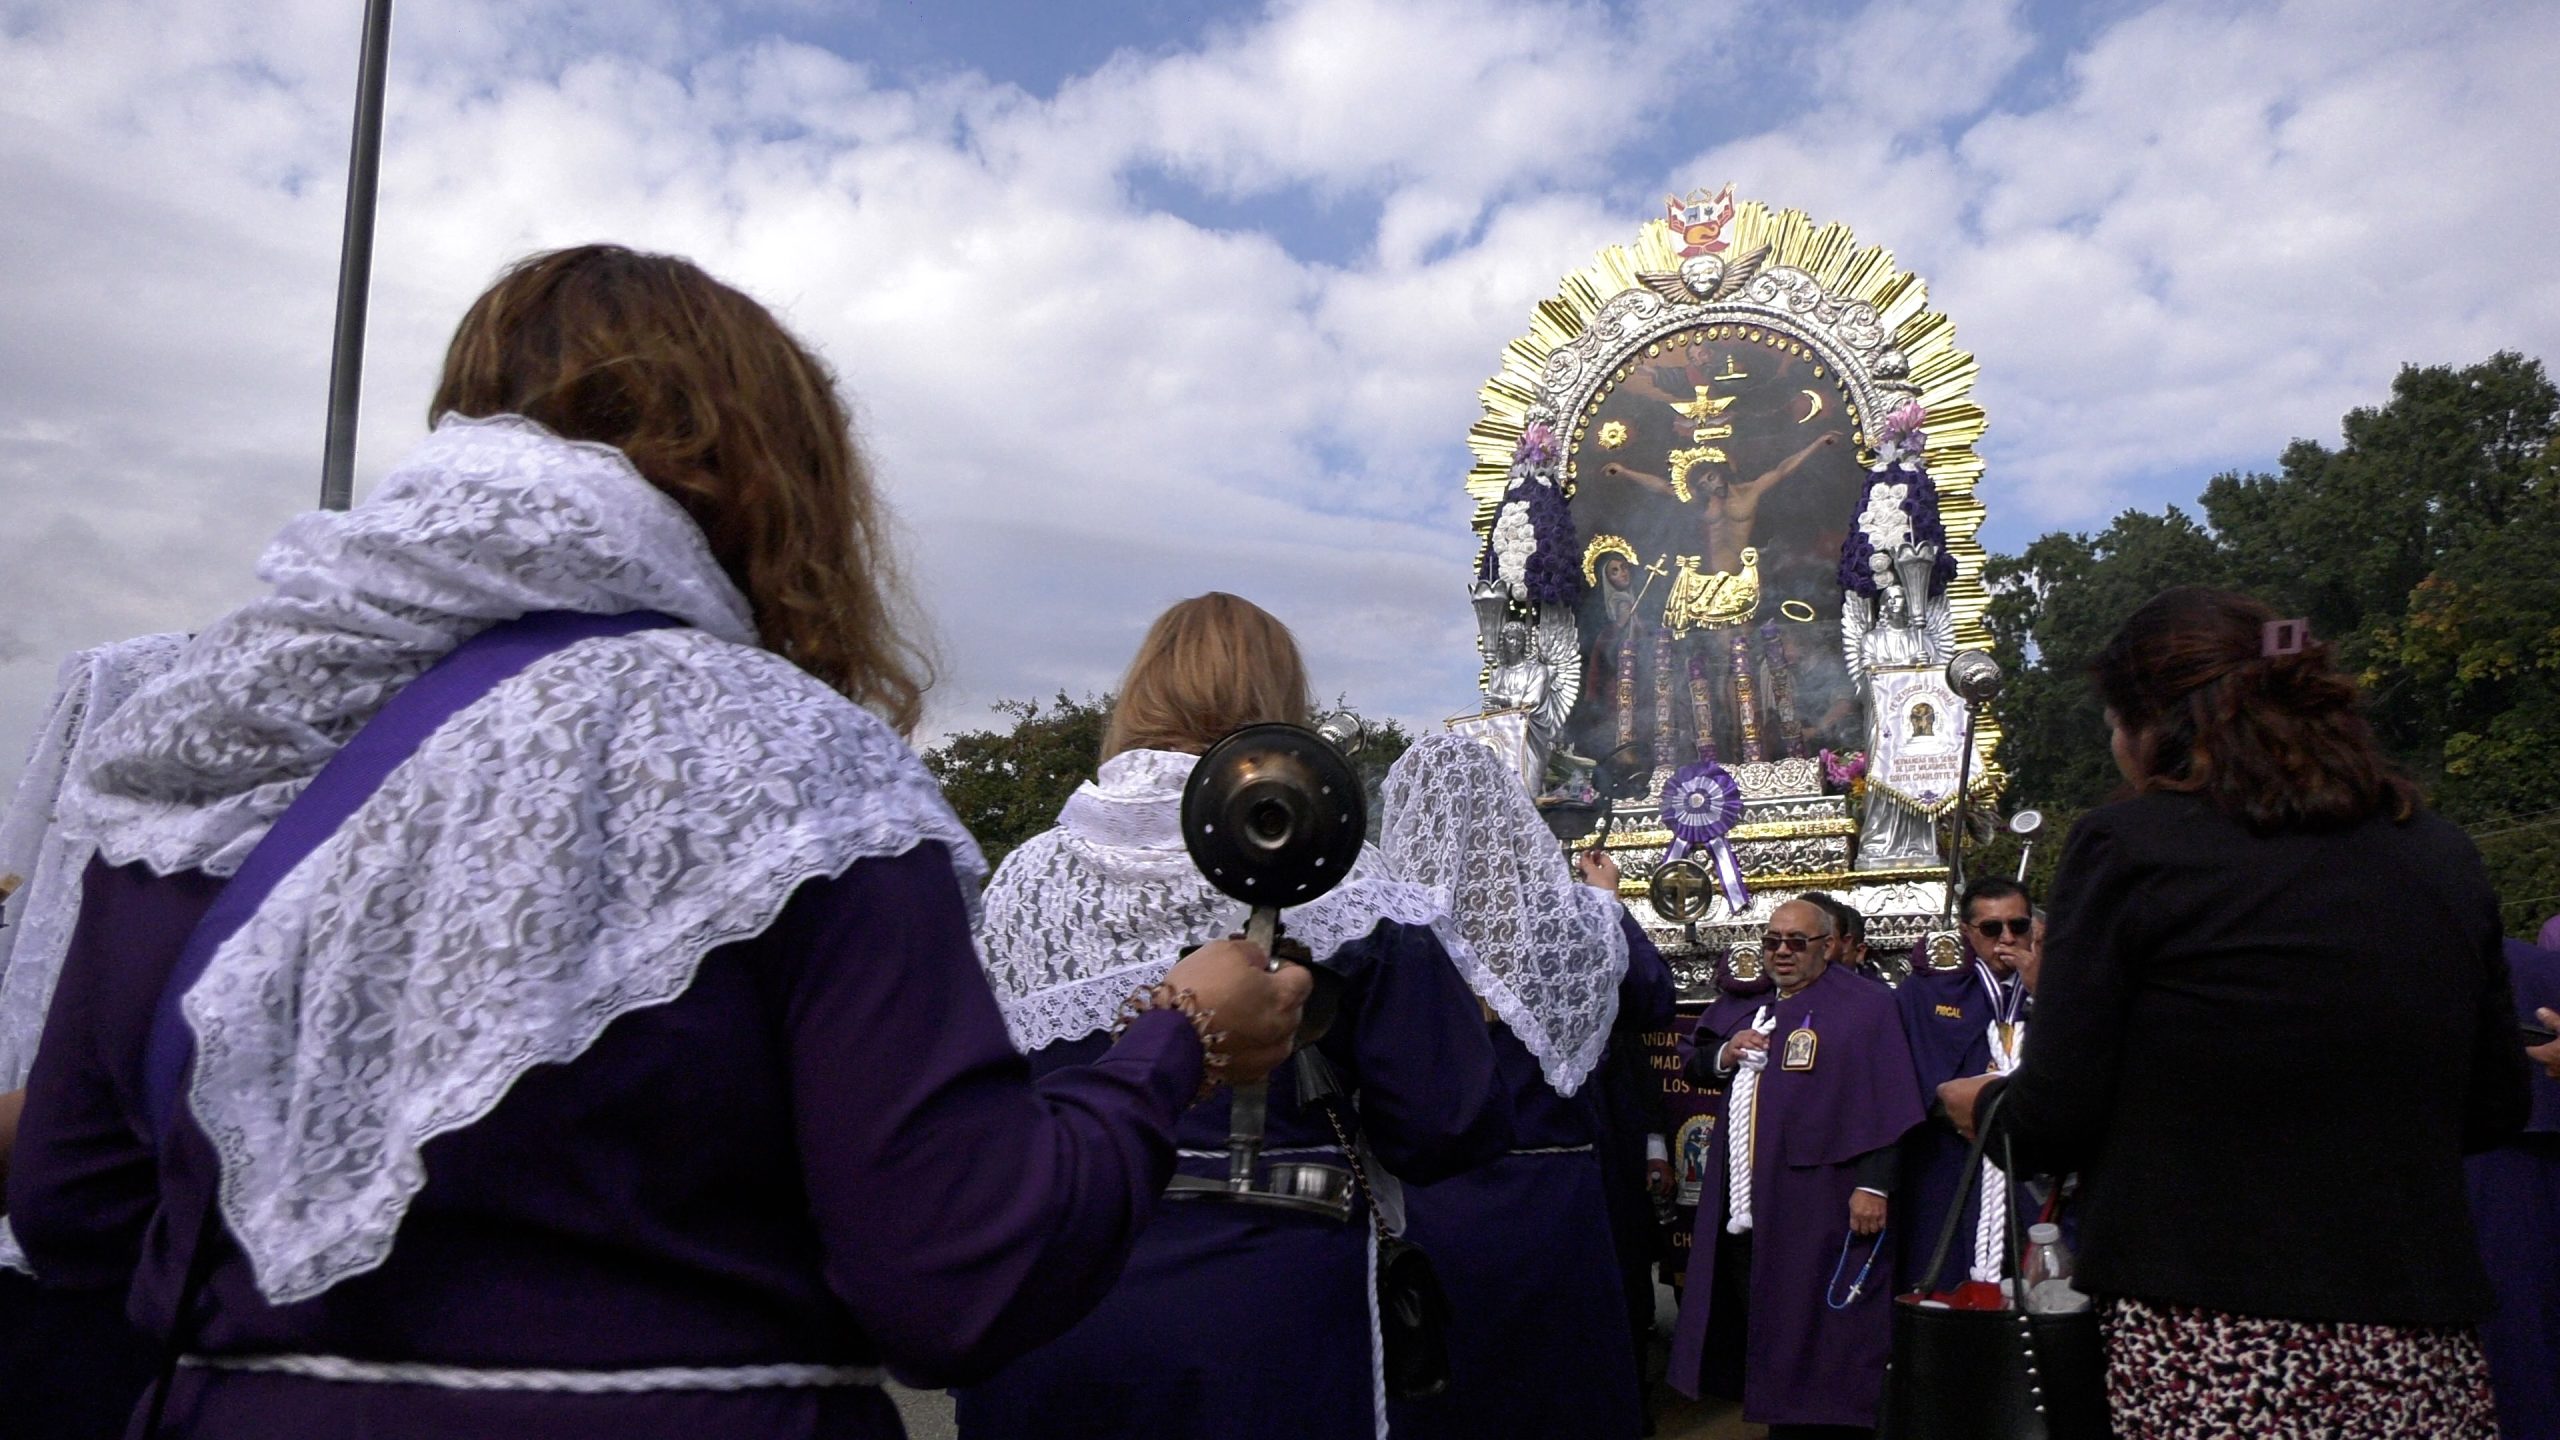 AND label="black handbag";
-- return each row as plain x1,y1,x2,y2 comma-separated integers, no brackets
1317,1098,1453,1400
1877,1087,2111,1440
